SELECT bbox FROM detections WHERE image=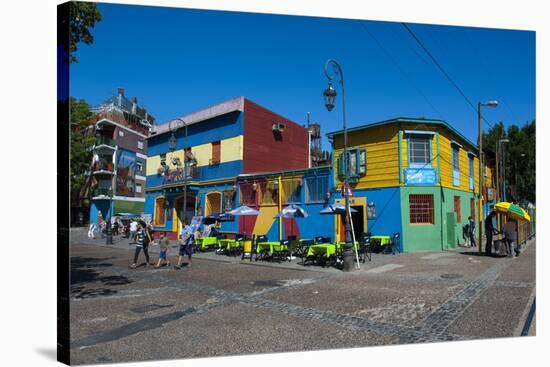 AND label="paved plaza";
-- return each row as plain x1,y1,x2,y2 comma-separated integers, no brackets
69,230,536,365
